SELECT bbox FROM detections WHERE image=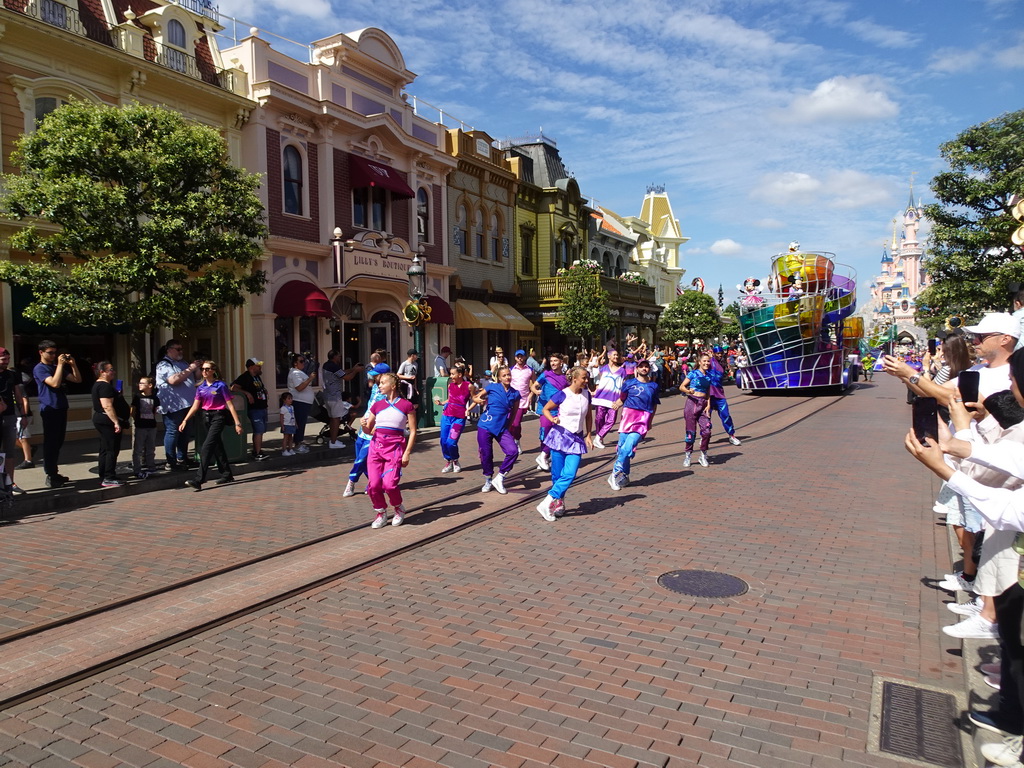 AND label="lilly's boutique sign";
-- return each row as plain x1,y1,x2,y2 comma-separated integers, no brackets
332,231,413,286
